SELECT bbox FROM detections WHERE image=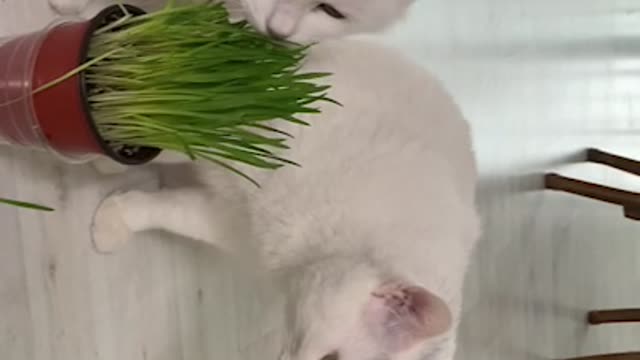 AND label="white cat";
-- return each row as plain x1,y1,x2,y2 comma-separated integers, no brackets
91,39,480,360
49,0,414,43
